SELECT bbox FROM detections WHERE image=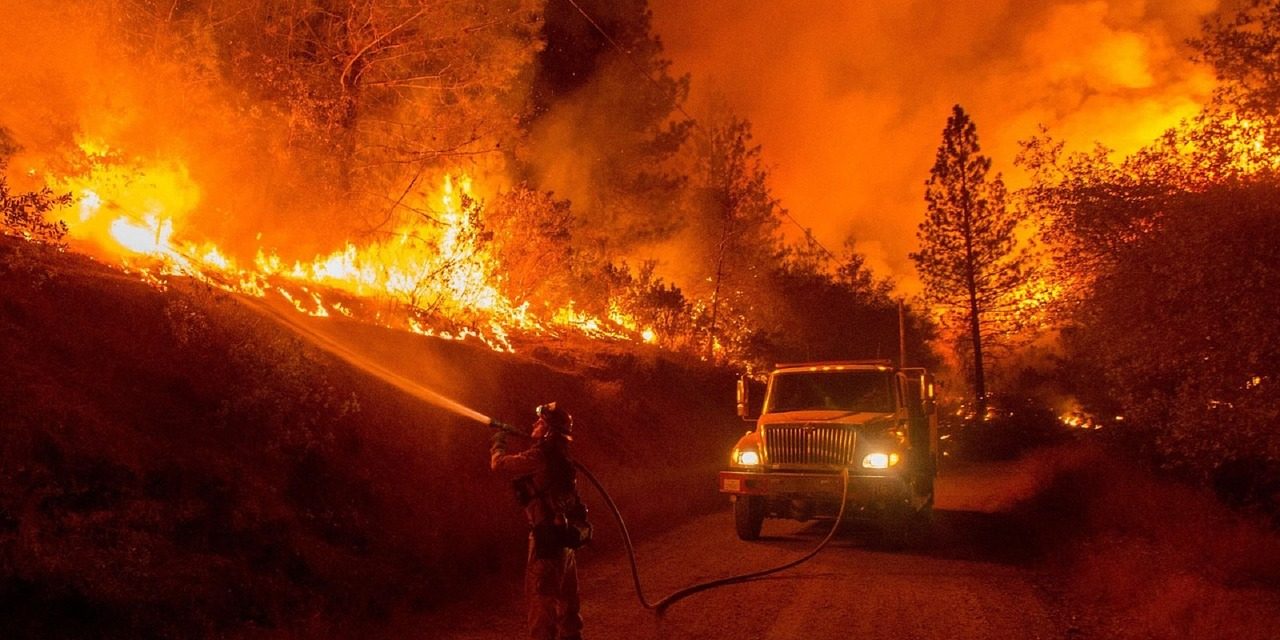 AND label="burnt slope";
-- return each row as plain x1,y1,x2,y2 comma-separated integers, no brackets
0,238,744,638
